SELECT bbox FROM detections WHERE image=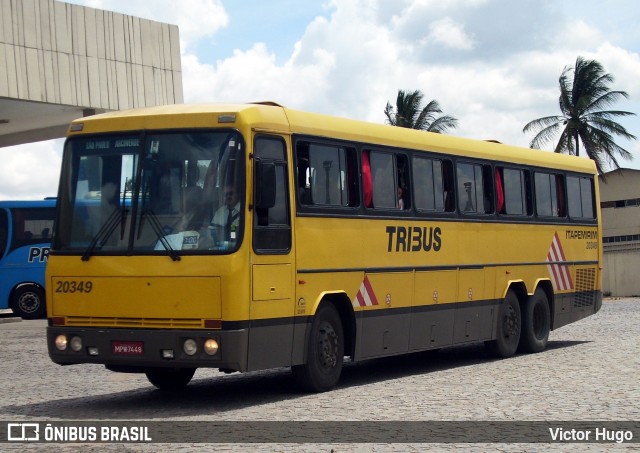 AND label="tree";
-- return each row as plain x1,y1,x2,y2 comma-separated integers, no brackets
523,56,636,174
384,89,458,133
